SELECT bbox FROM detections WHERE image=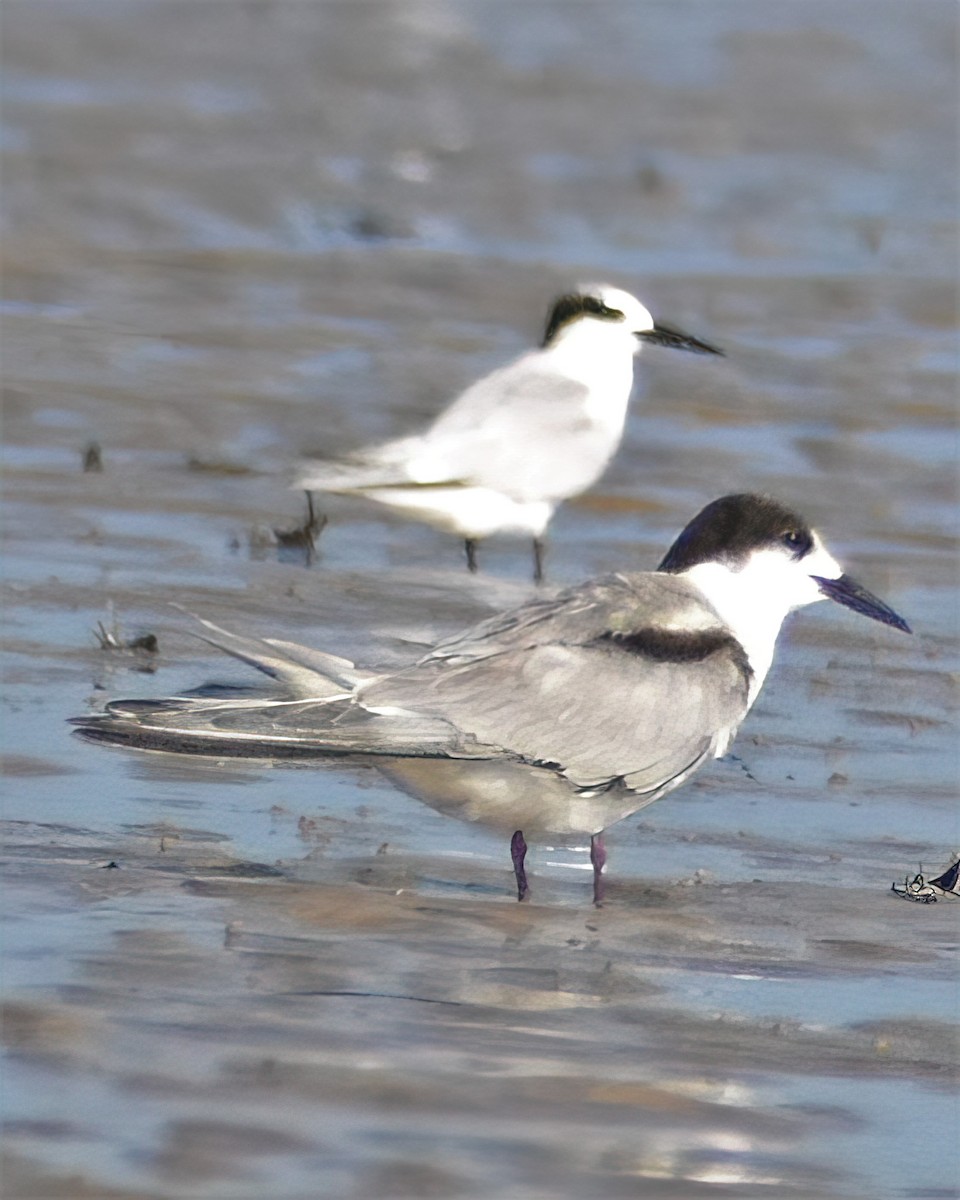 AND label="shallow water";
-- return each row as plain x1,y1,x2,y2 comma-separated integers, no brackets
2,2,958,1197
